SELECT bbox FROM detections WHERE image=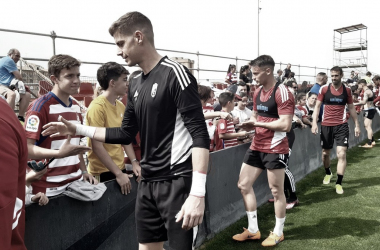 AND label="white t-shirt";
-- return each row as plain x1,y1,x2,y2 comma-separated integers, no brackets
231,106,252,123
